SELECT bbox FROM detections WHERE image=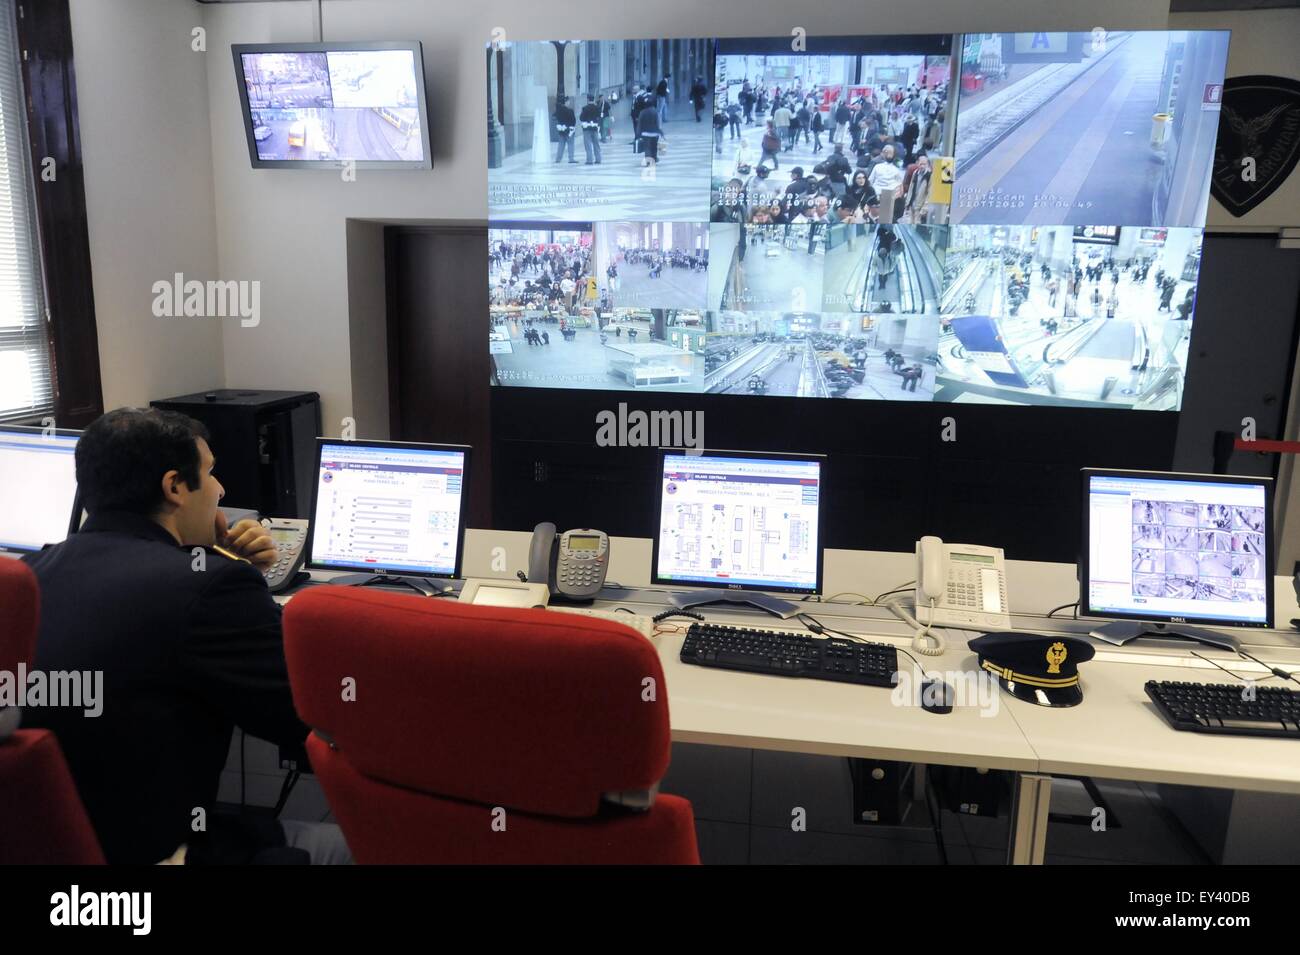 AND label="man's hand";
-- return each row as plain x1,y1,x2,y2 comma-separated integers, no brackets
214,512,278,570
